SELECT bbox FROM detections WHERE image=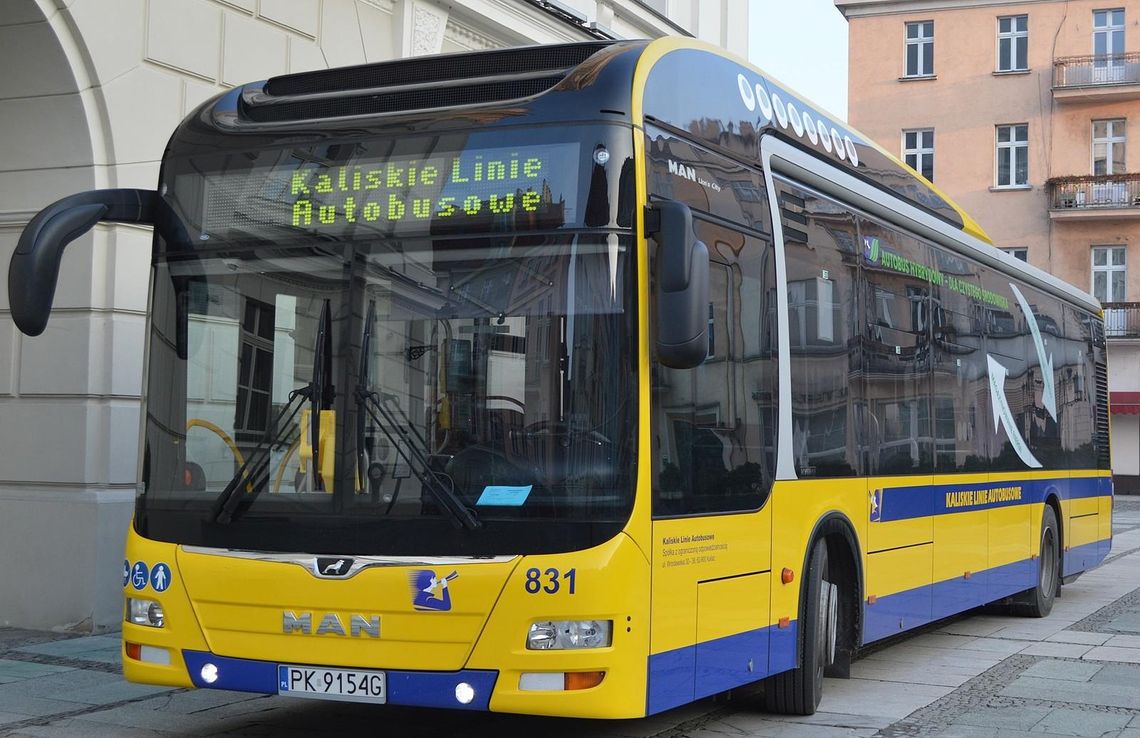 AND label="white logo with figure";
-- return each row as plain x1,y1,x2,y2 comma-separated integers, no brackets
150,562,172,593
322,559,348,575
